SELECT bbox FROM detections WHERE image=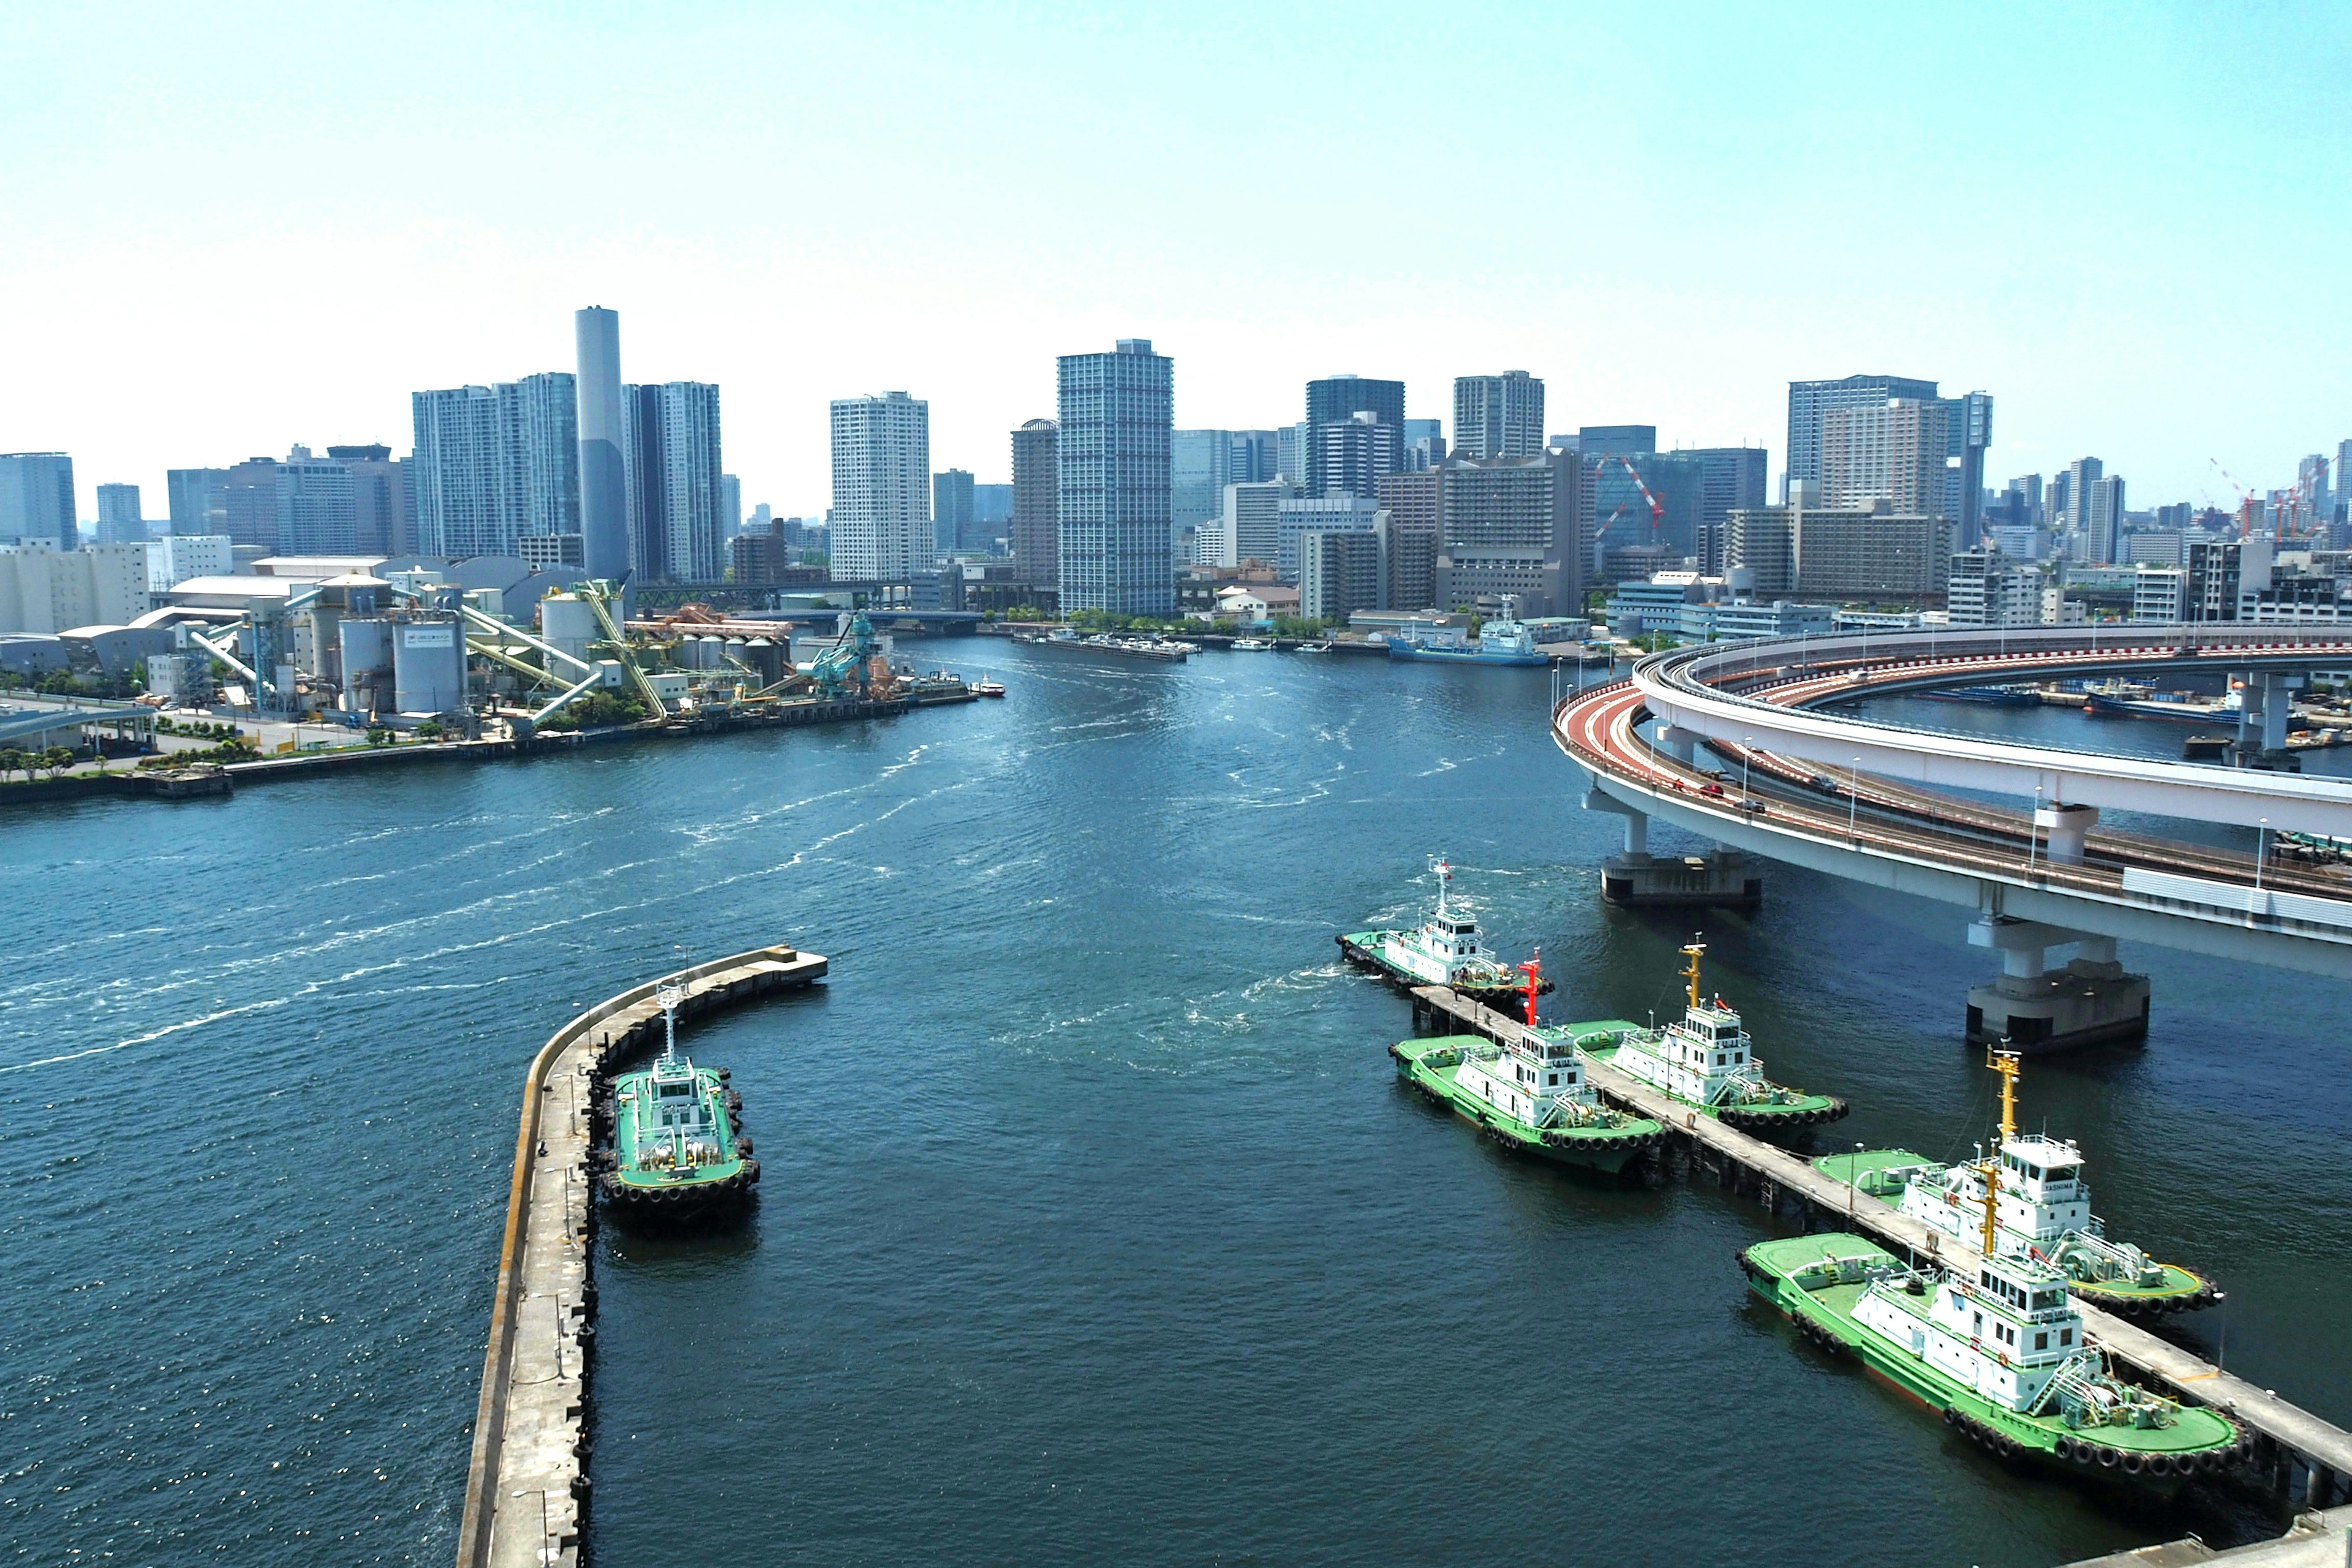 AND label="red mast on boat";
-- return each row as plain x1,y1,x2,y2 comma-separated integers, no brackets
1517,948,1543,1028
